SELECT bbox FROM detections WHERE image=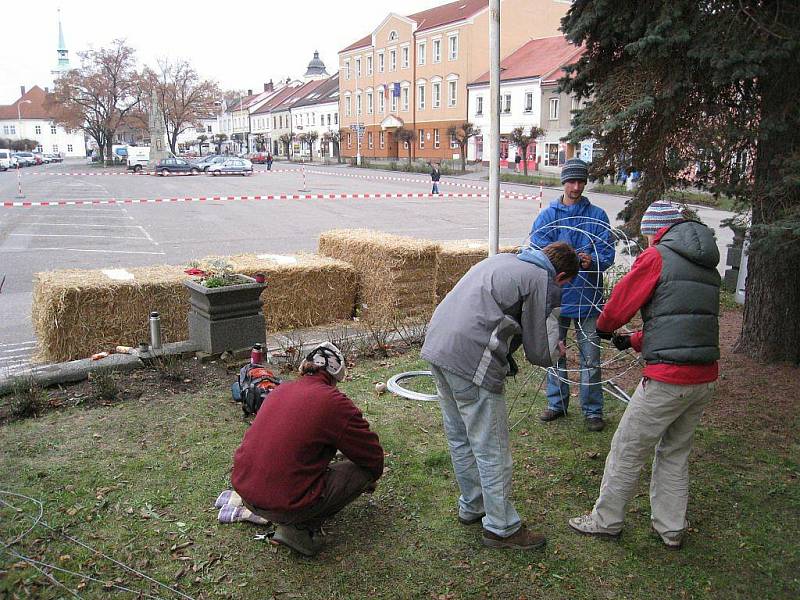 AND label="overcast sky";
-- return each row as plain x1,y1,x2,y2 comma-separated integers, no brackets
0,0,441,104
